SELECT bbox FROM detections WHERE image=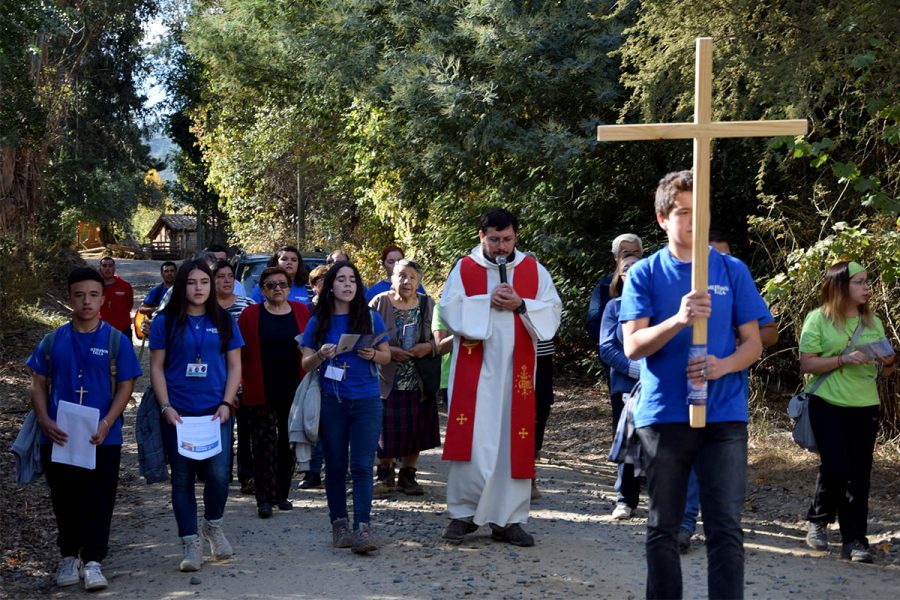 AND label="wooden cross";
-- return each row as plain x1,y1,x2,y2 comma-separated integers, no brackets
75,385,88,404
597,37,807,427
